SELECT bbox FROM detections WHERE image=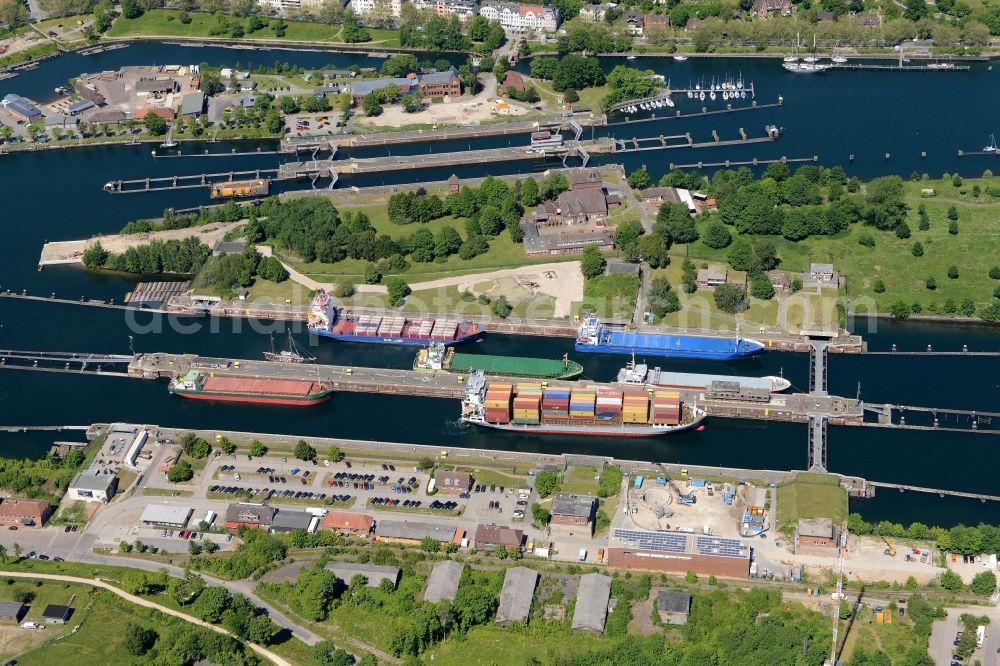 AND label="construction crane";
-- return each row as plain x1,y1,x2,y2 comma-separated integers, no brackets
828,520,849,666
881,535,896,557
